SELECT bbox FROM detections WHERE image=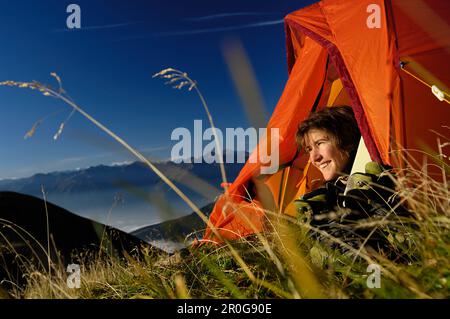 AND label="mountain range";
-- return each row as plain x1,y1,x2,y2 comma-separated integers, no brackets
0,151,248,195
0,151,248,250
